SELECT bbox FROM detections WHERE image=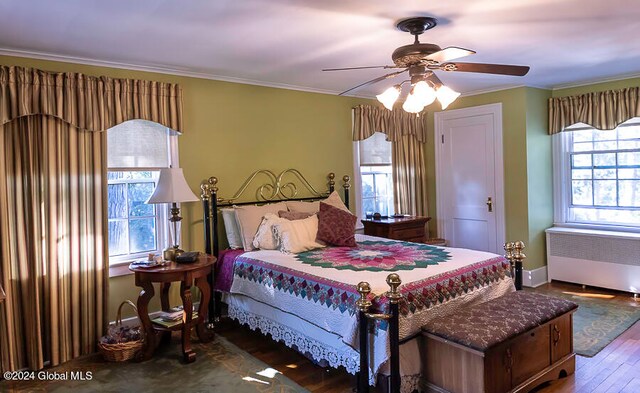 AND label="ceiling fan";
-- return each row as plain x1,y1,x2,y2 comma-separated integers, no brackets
323,17,530,112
